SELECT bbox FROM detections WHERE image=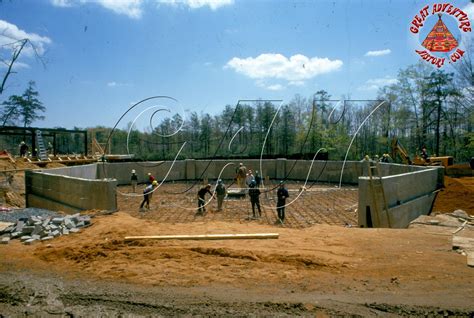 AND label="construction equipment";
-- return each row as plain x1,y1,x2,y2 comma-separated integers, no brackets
391,137,453,167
